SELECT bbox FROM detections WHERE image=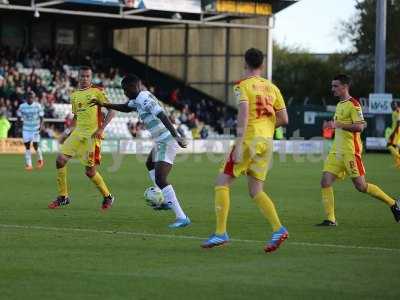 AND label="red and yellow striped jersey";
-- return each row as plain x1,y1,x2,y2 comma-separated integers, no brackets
233,76,286,141
391,108,400,131
331,98,364,154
